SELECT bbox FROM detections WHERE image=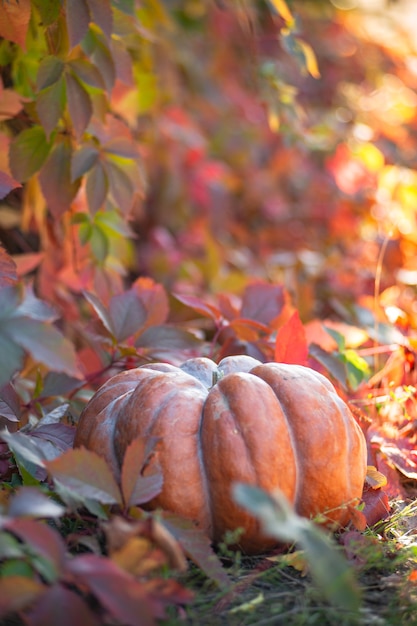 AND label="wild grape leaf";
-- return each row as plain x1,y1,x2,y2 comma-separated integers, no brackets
8,486,65,519
65,72,93,140
174,293,222,323
104,159,134,212
108,289,147,342
36,76,66,138
162,513,230,588
66,0,90,49
31,424,75,454
17,283,58,322
36,56,65,91
82,29,115,93
0,382,20,422
83,291,115,336
275,310,308,365
240,281,285,326
39,139,80,217
87,0,113,40
0,333,25,388
0,247,17,287
112,38,134,84
68,58,105,89
133,278,169,327
361,486,390,527
31,0,61,26
4,317,80,378
71,144,99,180
136,325,201,353
66,554,155,626
44,448,122,505
0,170,21,199
86,161,109,213
9,125,52,181
105,138,139,159
27,584,100,626
0,0,31,49
121,437,163,508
